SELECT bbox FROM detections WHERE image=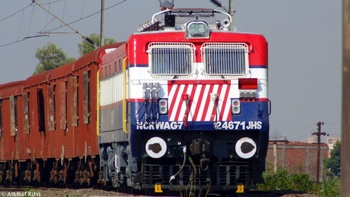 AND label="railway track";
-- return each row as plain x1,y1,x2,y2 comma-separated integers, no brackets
0,186,131,197
0,185,316,197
